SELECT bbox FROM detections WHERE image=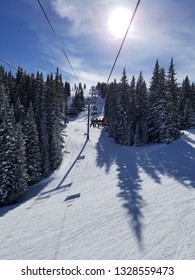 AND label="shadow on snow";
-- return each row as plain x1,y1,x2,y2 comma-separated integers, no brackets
0,177,53,217
56,139,88,189
95,129,195,246
0,139,88,217
96,130,144,245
